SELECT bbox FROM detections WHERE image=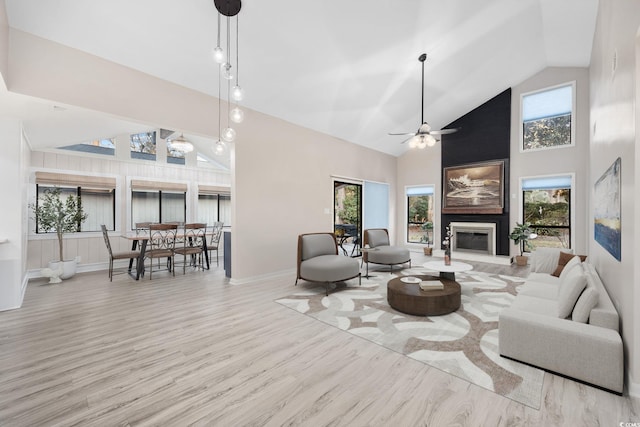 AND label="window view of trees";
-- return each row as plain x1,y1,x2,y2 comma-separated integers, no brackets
523,114,571,150
335,184,360,226
524,188,570,249
130,132,157,161
407,193,434,244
